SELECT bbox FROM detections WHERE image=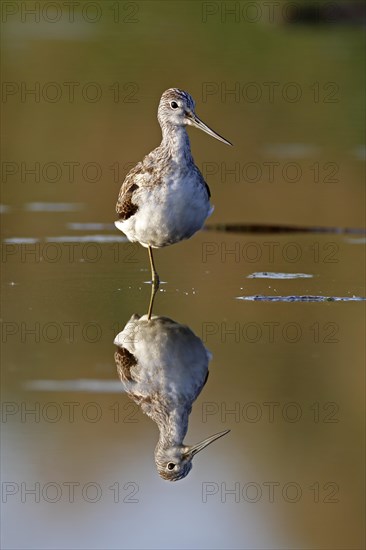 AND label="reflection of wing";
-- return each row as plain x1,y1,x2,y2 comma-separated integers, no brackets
115,346,154,415
114,314,211,420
